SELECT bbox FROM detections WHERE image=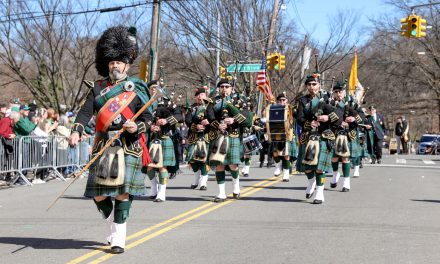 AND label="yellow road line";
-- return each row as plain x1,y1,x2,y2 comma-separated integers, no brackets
67,175,281,264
